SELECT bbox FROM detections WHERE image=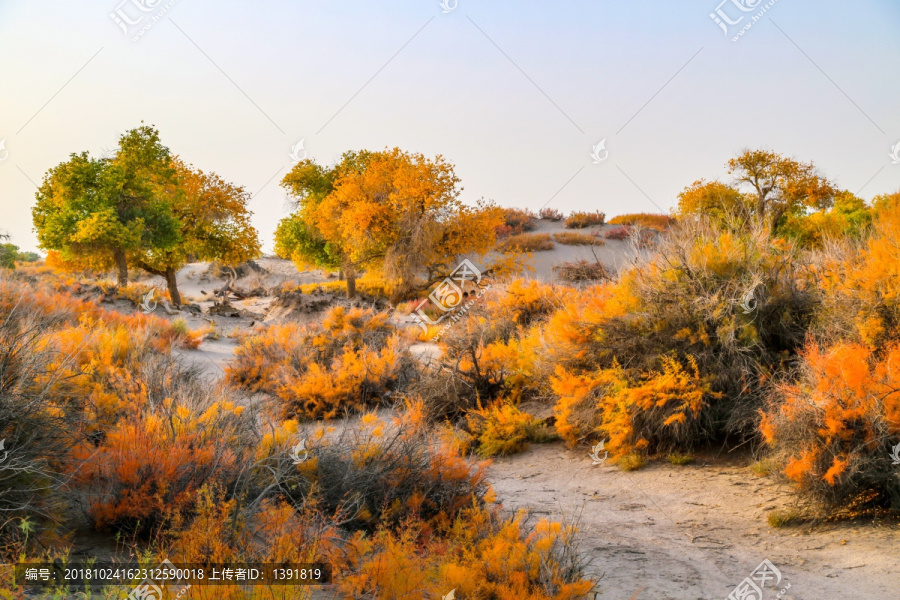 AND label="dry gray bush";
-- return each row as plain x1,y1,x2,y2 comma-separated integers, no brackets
249,416,489,531
553,259,611,283
0,282,81,556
